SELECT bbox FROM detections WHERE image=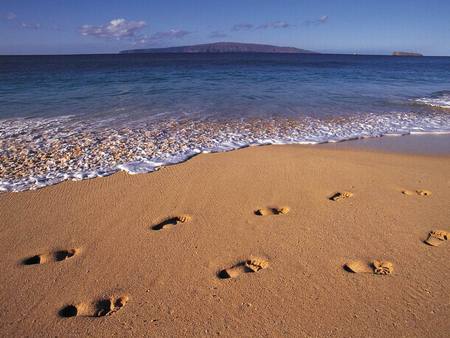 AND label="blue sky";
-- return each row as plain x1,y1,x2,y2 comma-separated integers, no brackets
1,0,449,55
